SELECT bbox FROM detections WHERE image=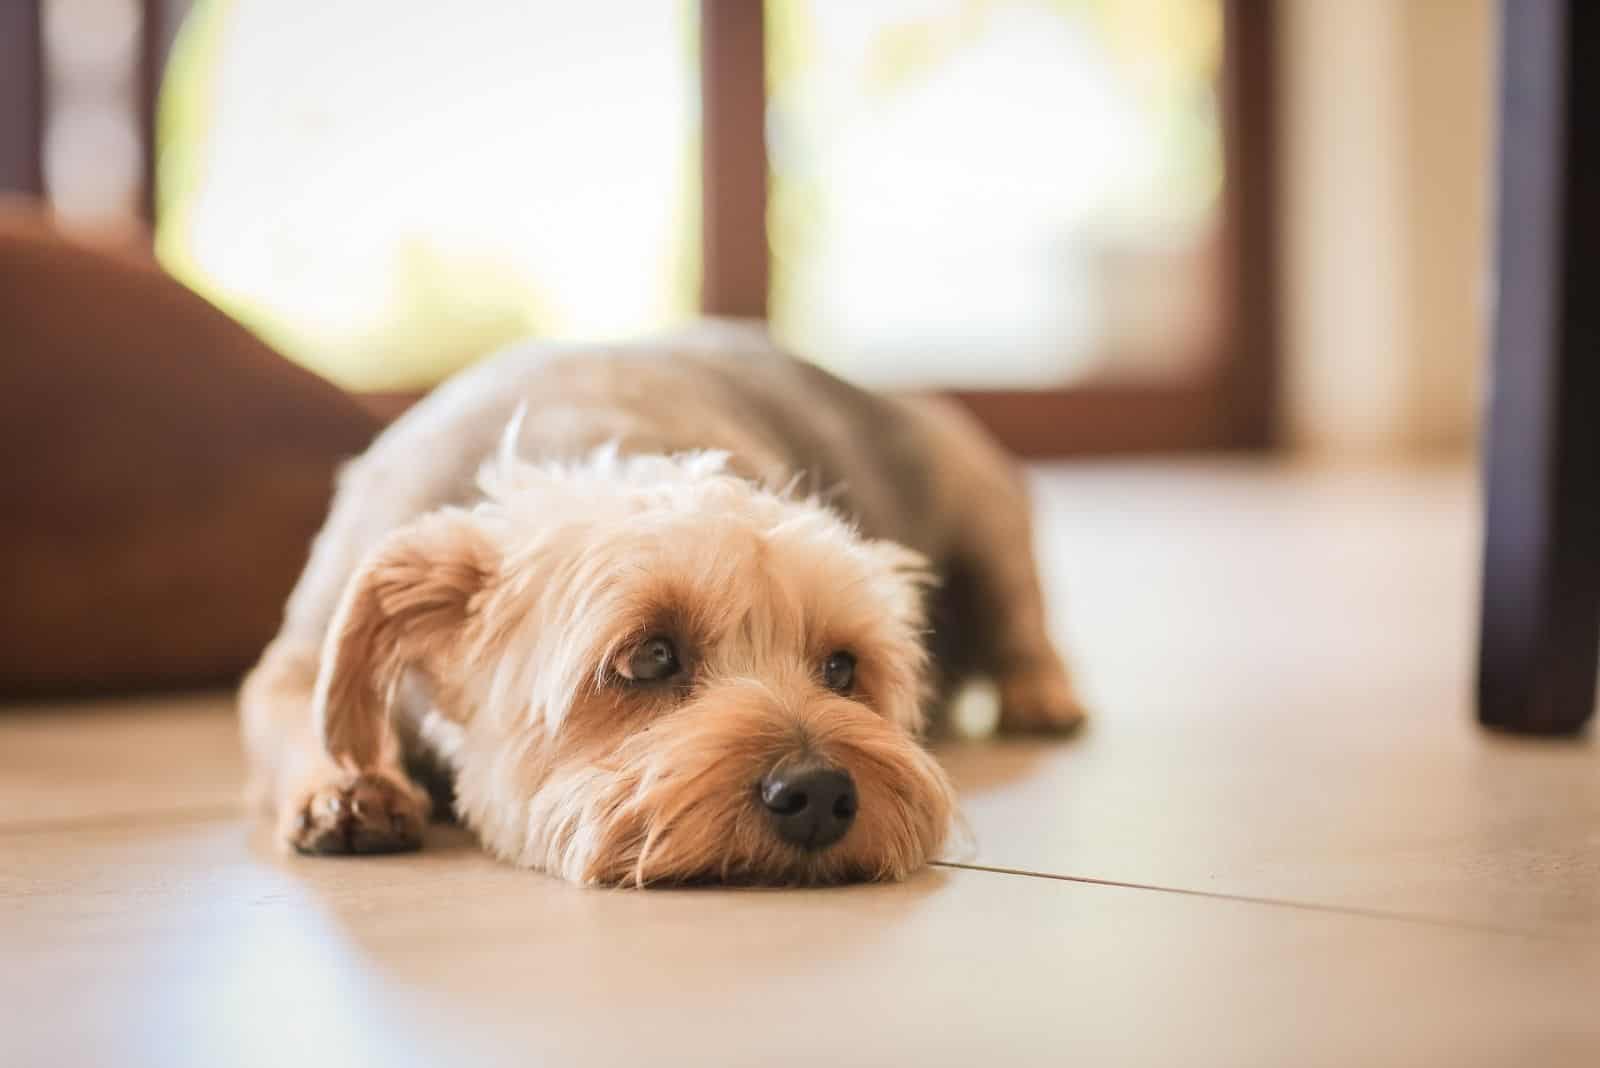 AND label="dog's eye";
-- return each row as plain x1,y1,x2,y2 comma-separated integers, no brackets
624,635,681,682
822,650,856,693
